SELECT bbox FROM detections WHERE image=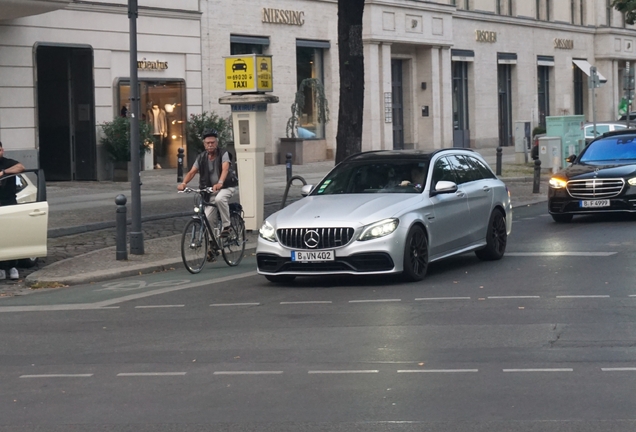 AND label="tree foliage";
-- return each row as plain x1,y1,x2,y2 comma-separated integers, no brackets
100,116,152,162
186,111,233,153
612,0,636,24
335,0,366,164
